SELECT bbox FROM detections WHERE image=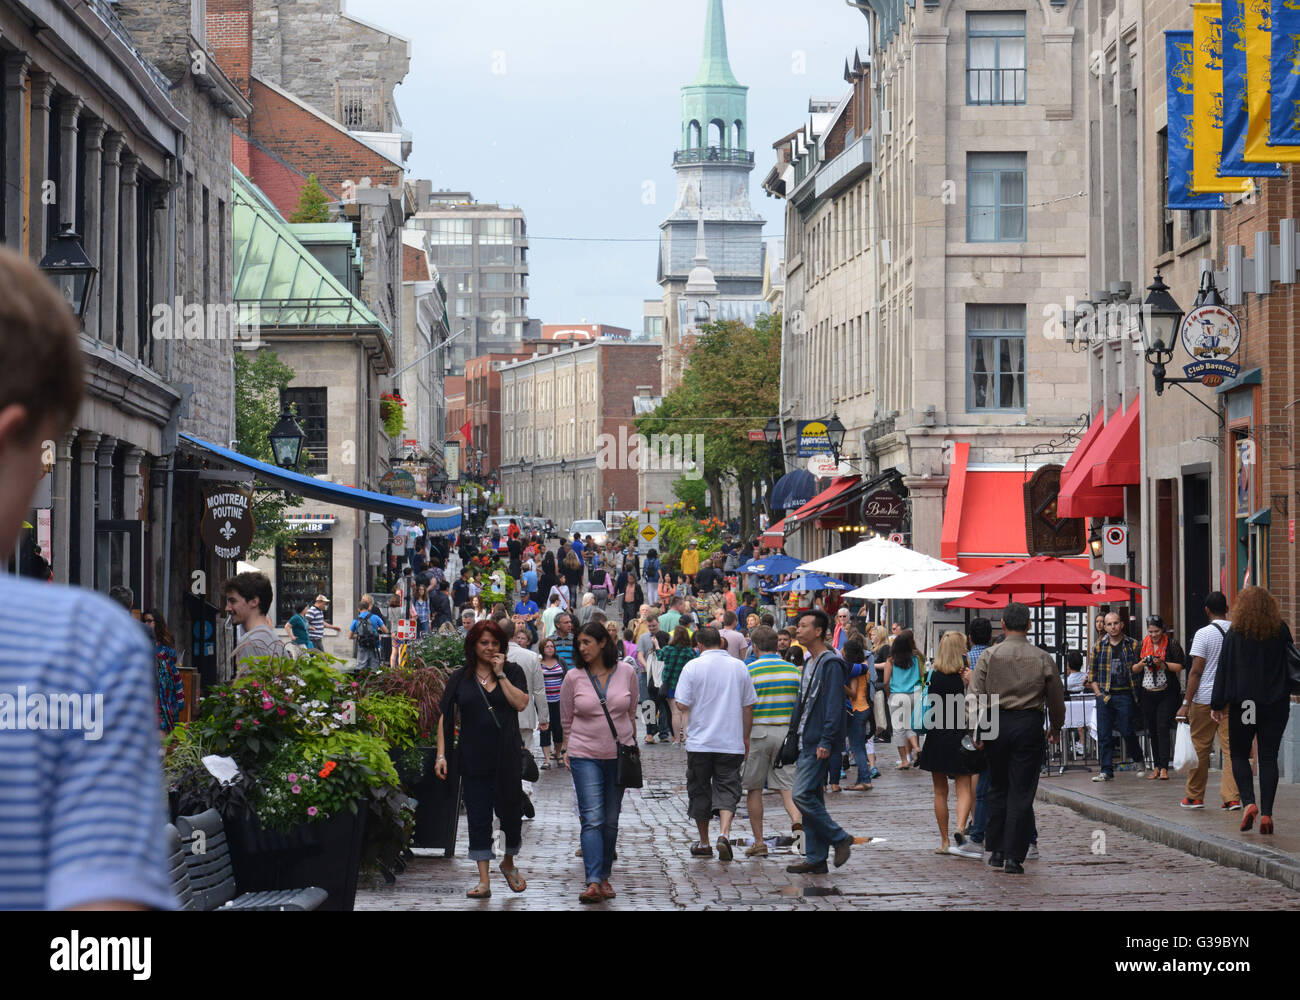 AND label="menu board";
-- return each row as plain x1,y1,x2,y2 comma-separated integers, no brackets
277,538,333,624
